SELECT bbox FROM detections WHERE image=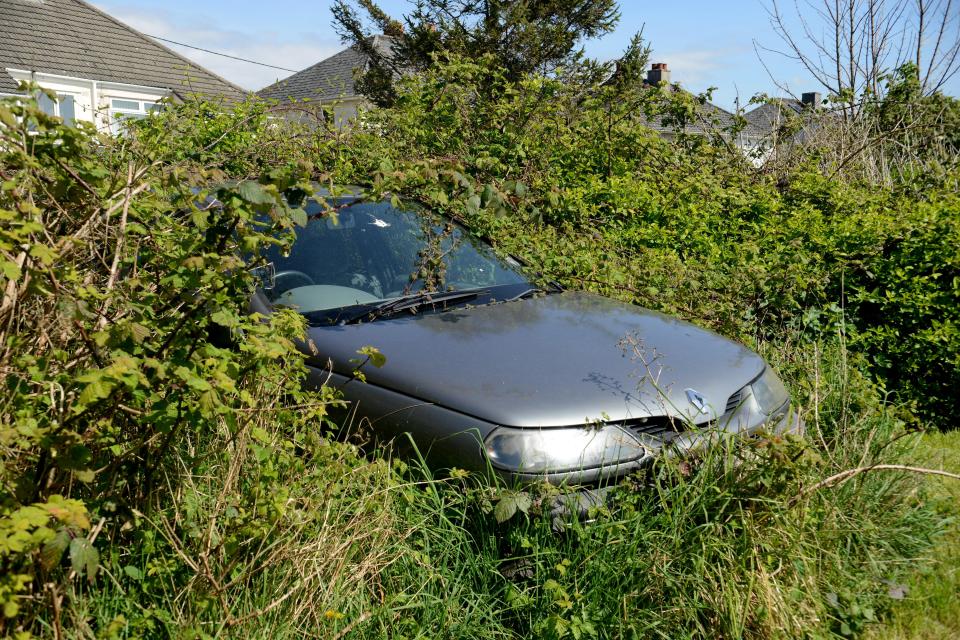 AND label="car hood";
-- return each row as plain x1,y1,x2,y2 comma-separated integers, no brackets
304,291,765,427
